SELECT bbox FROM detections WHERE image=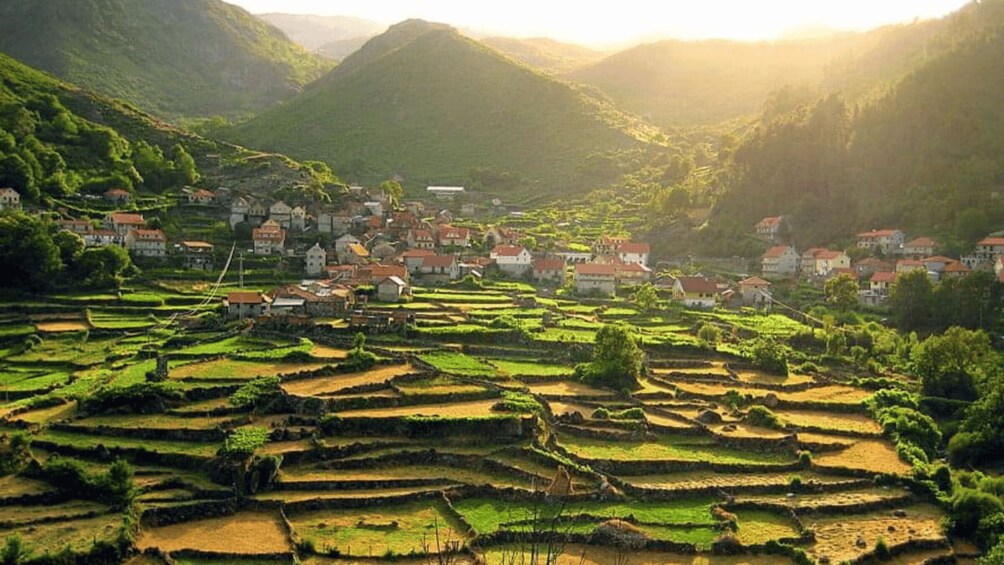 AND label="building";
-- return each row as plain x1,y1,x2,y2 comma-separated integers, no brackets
963,237,1004,270
343,243,370,265
761,246,800,278
942,261,970,279
895,259,927,275
103,213,146,237
615,261,653,283
377,276,410,302
438,226,471,248
870,271,897,296
854,257,894,277
738,277,772,307
335,234,362,255
532,258,566,285
754,216,784,241
187,189,215,205
0,188,21,211
401,249,436,274
419,255,460,280
124,229,166,257
252,224,286,255
305,243,327,276
672,277,719,309
273,283,354,317
407,229,436,250
617,242,650,266
491,245,533,277
84,230,118,247
104,188,132,204
427,186,465,201
803,249,851,277
229,196,250,228
902,237,937,258
573,263,617,295
291,206,307,231
856,229,905,254
226,291,269,319
179,241,214,270
592,235,629,257
358,264,410,286
269,200,293,228
57,219,93,235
